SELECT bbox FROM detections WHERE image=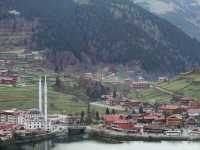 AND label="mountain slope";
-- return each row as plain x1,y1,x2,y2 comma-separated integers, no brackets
1,0,200,73
134,0,200,41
